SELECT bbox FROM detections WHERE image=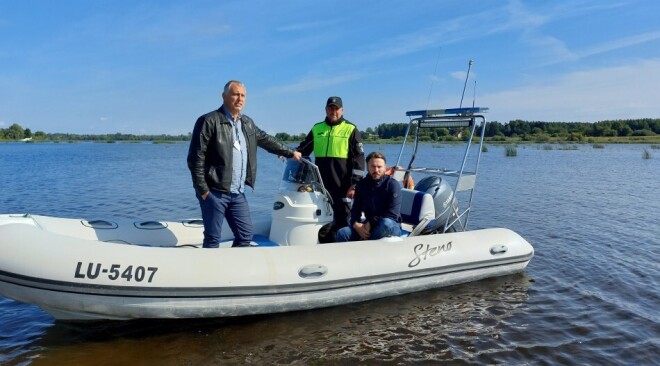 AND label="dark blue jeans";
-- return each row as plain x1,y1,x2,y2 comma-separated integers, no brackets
336,217,401,242
198,191,253,248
